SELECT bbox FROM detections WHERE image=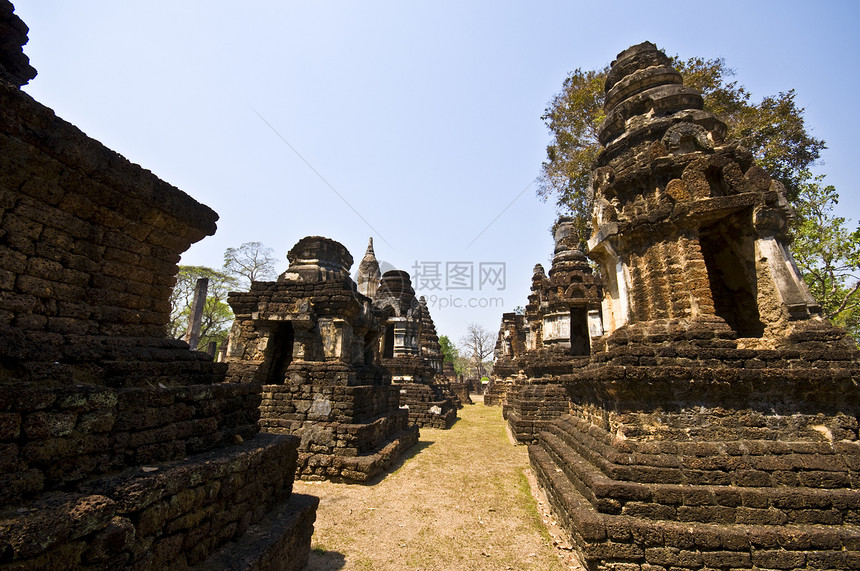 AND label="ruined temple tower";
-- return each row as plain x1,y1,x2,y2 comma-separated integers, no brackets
529,42,860,570
373,270,458,429
587,42,820,343
224,237,419,481
501,217,604,441
540,217,604,355
374,270,423,362
418,296,444,374
493,312,527,379
525,263,548,352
